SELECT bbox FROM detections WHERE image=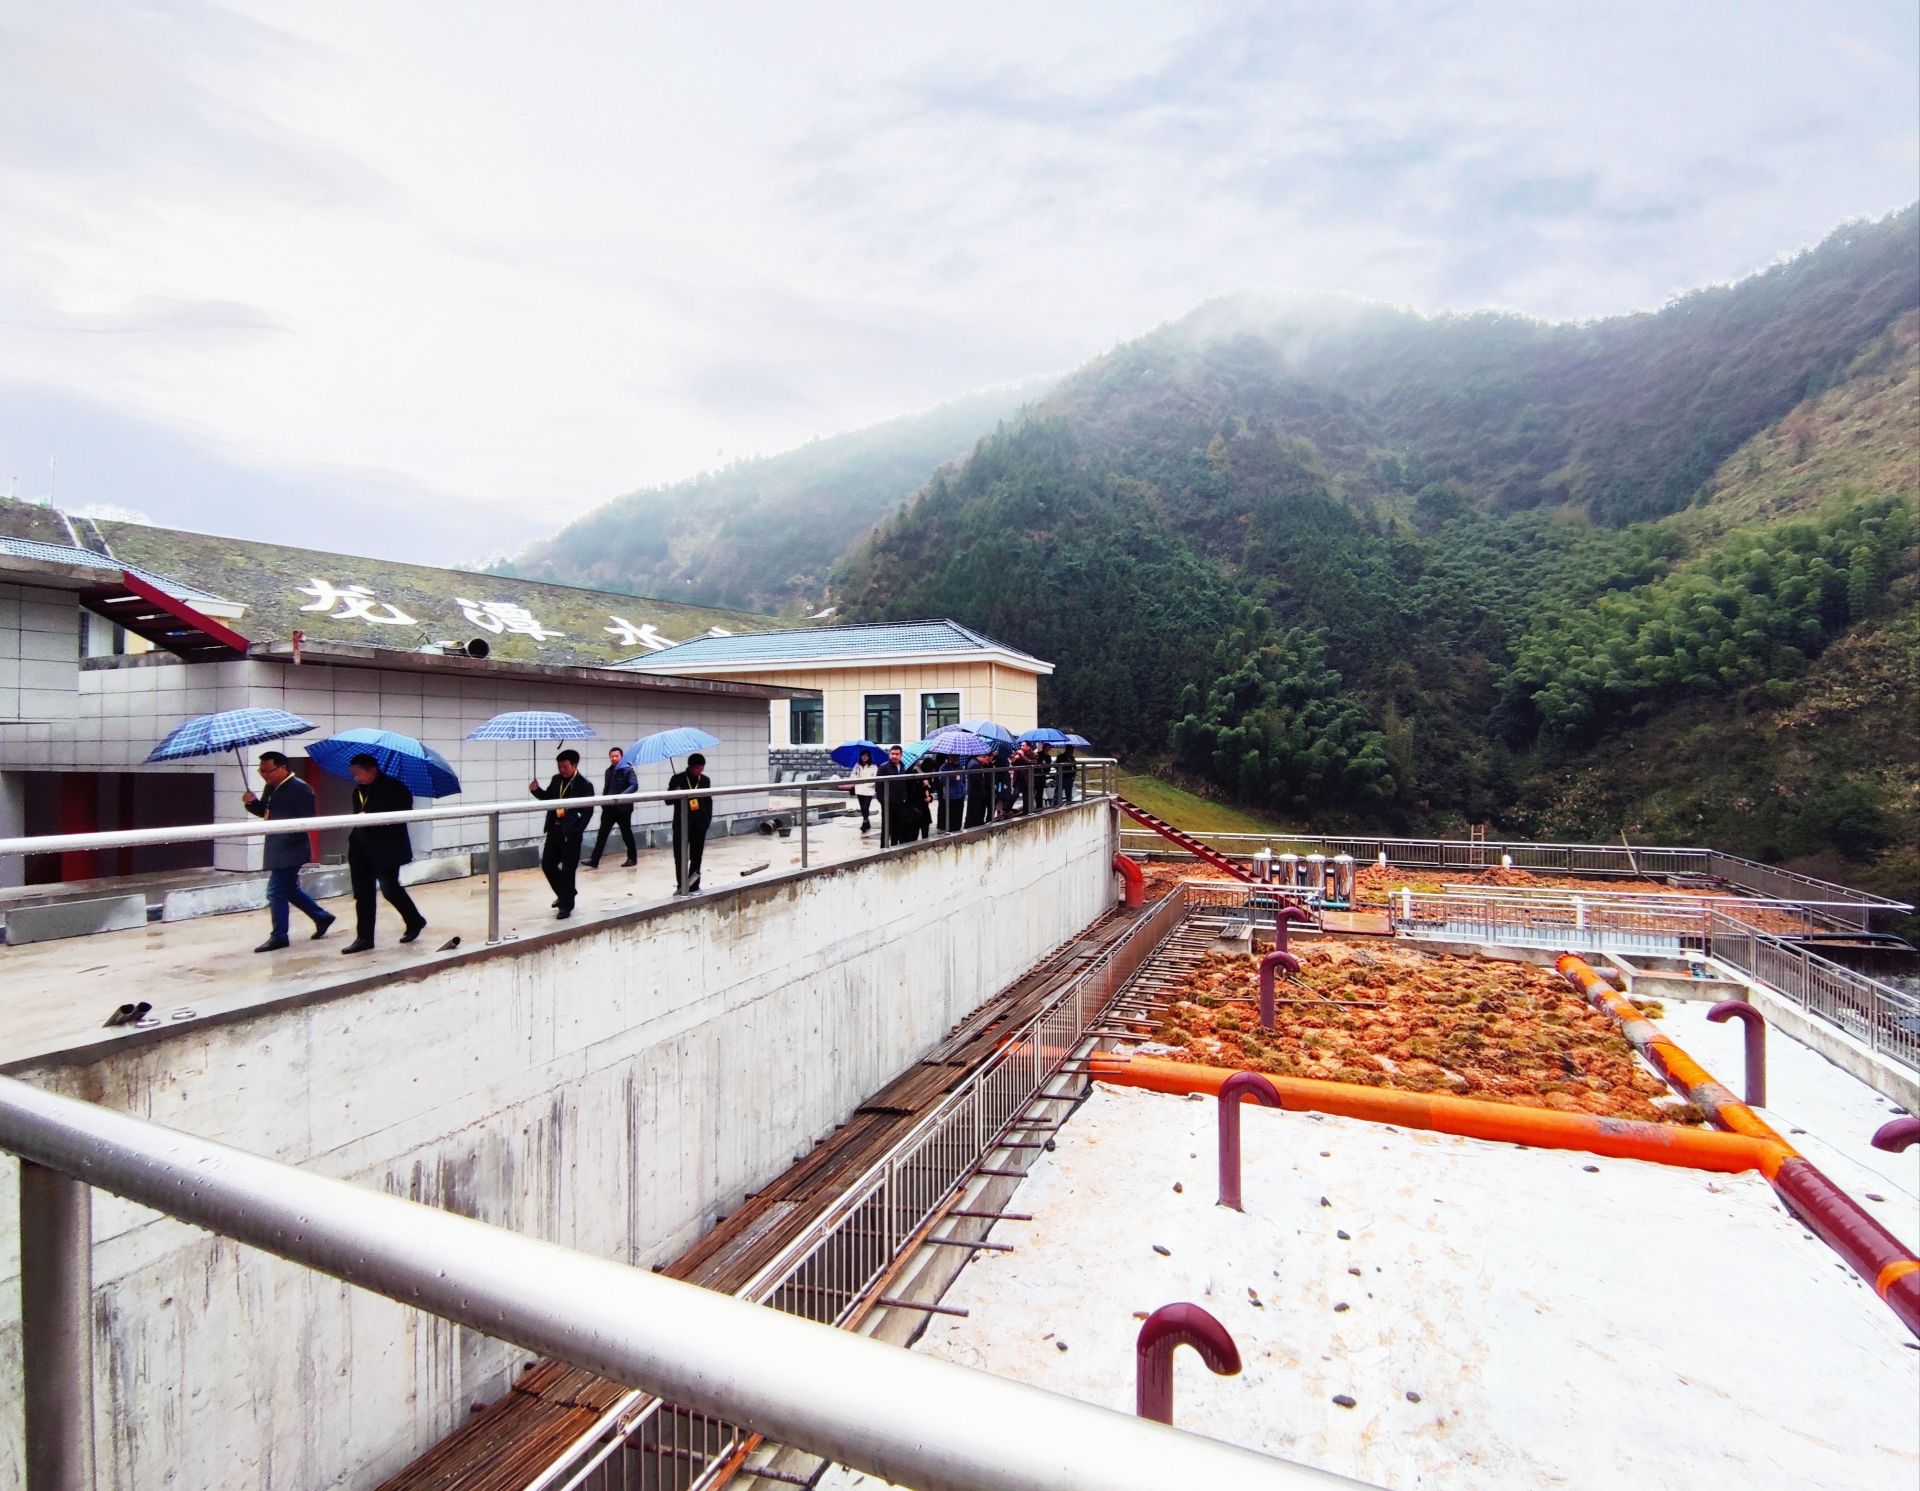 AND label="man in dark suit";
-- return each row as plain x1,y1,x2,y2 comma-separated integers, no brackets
242,750,336,952
667,752,714,893
874,743,916,846
342,753,424,953
531,749,595,918
585,745,639,869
